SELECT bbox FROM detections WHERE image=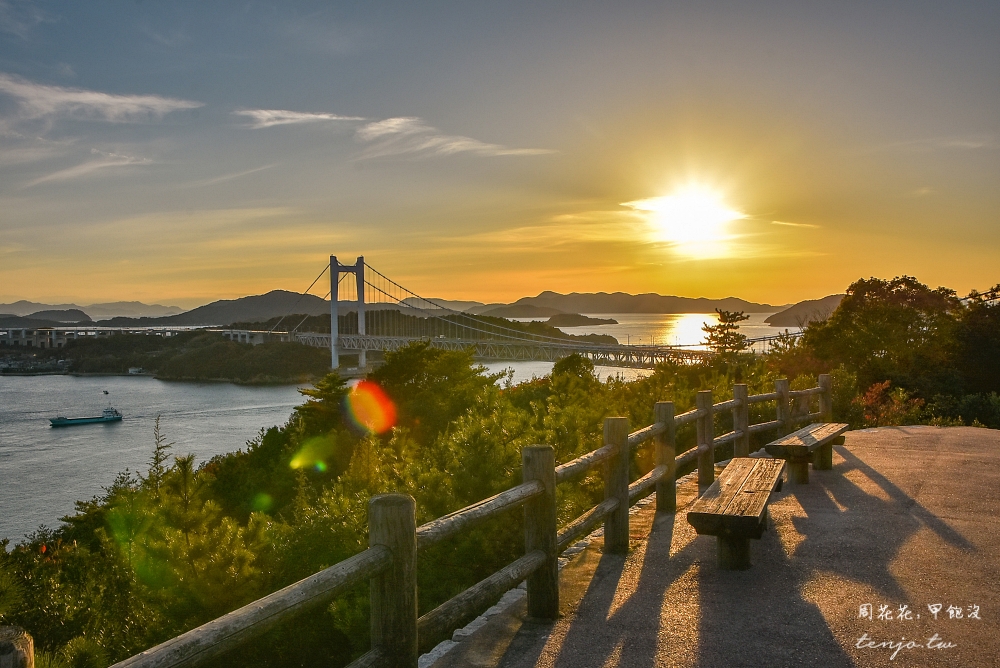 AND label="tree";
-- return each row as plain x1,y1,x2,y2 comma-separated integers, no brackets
143,416,174,494
957,285,1000,395
702,309,750,356
804,276,963,397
